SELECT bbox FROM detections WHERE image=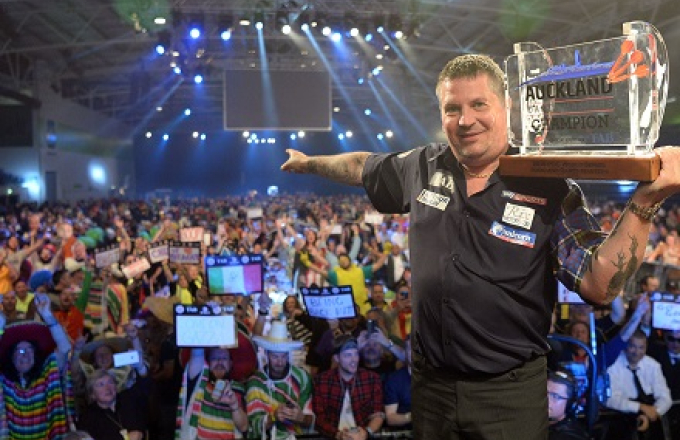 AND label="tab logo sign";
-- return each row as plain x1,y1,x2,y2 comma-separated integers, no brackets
488,221,536,248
